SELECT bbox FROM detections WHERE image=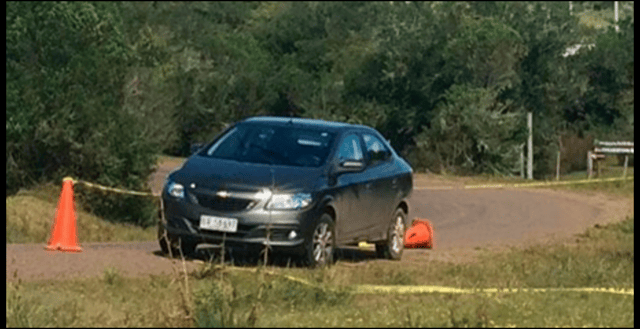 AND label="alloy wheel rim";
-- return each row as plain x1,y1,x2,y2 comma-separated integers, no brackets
391,215,404,254
313,223,332,264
